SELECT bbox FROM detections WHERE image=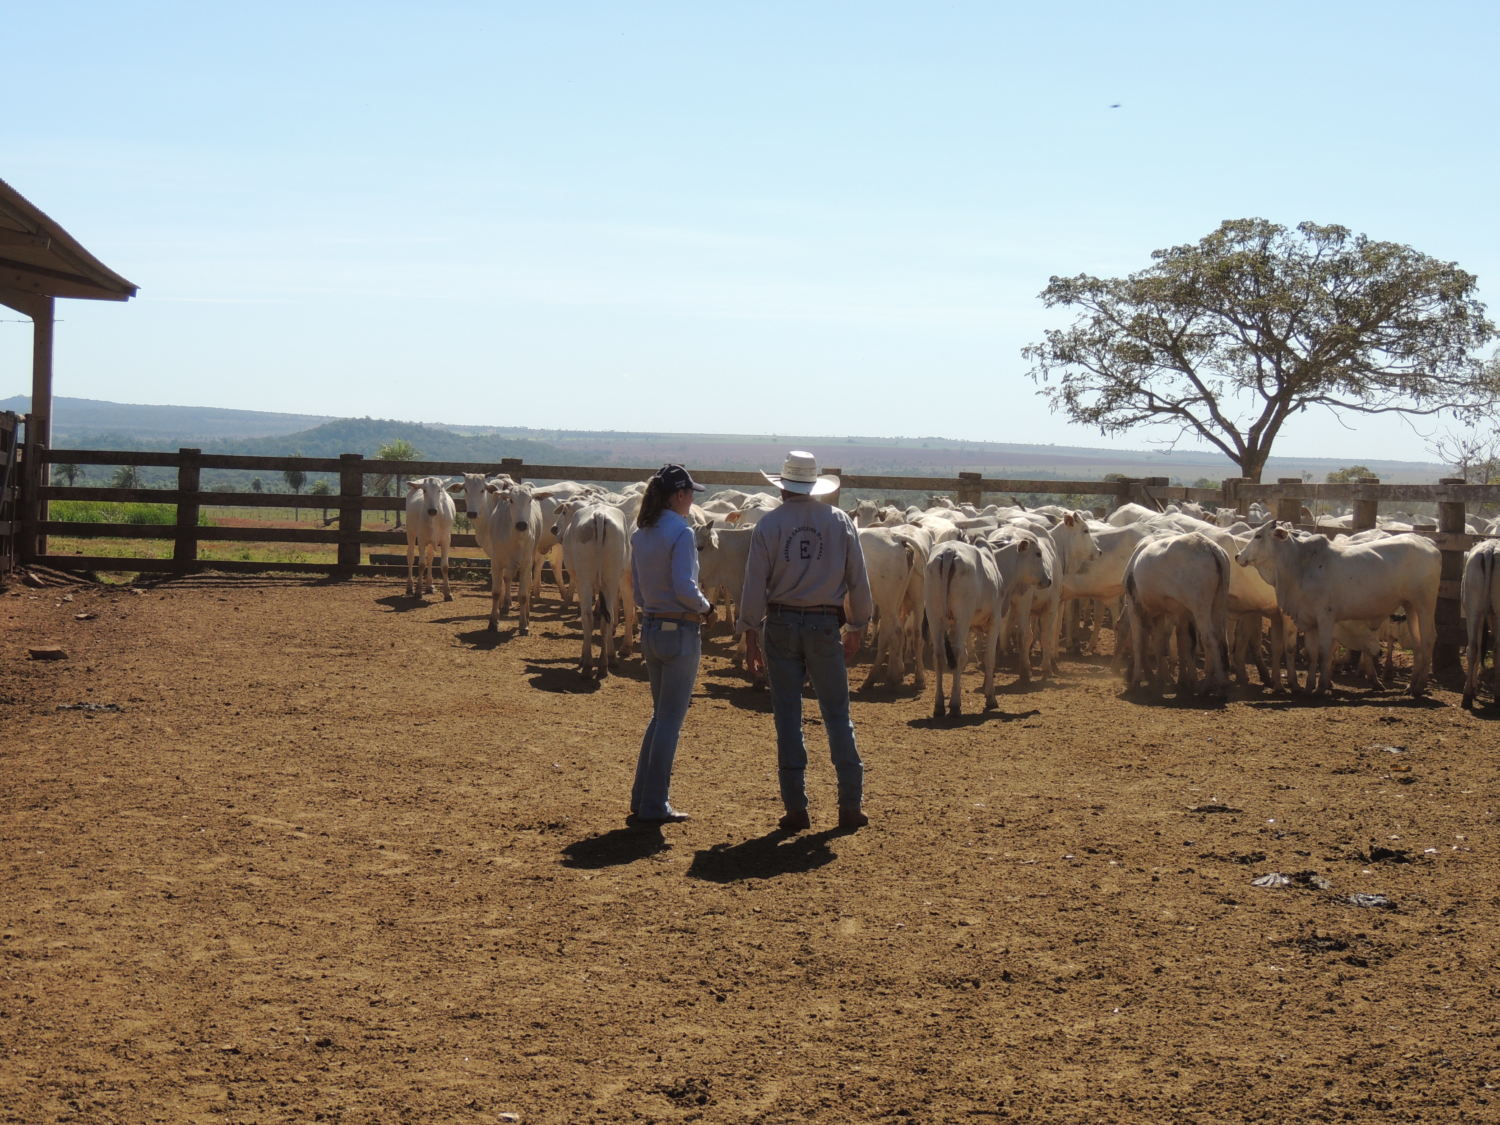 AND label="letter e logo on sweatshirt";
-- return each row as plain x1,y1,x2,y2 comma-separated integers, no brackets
783,526,824,563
